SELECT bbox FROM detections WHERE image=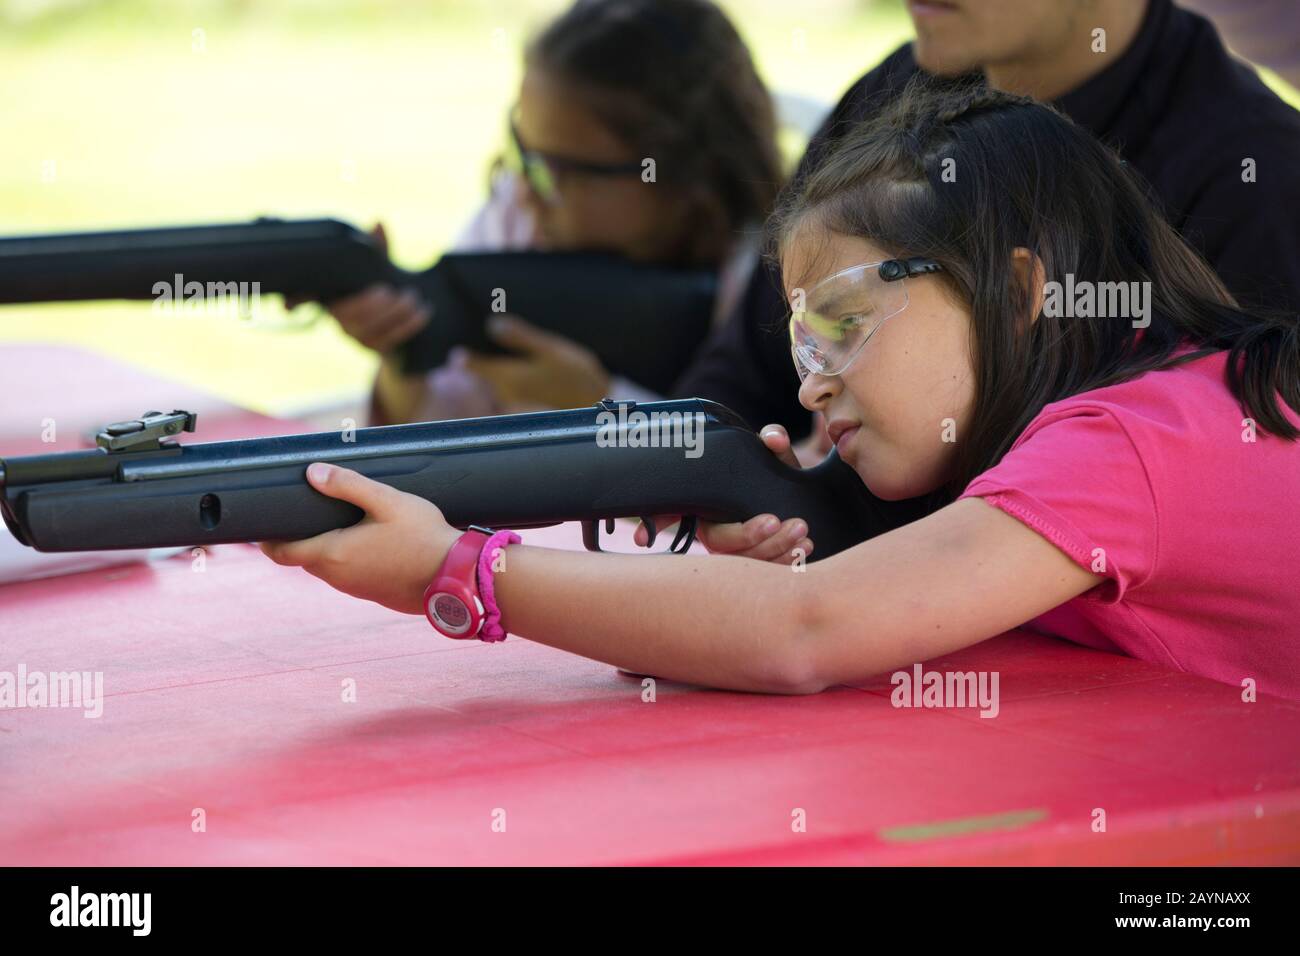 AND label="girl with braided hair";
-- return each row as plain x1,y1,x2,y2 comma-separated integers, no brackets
264,80,1300,699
